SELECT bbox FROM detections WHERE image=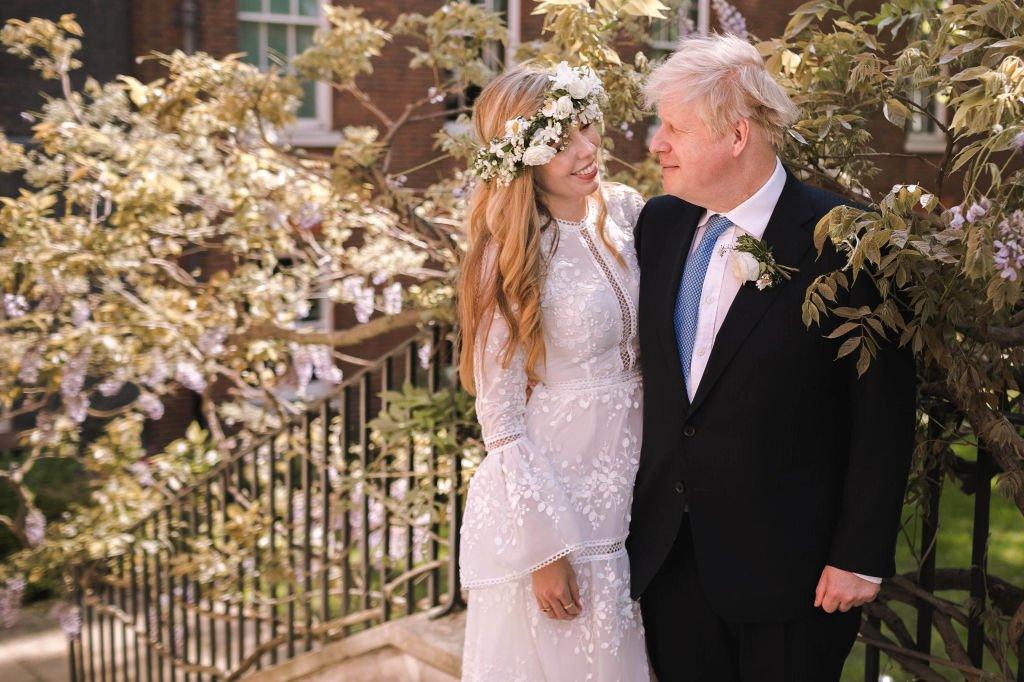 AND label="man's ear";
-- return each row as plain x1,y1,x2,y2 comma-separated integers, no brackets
731,118,751,158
